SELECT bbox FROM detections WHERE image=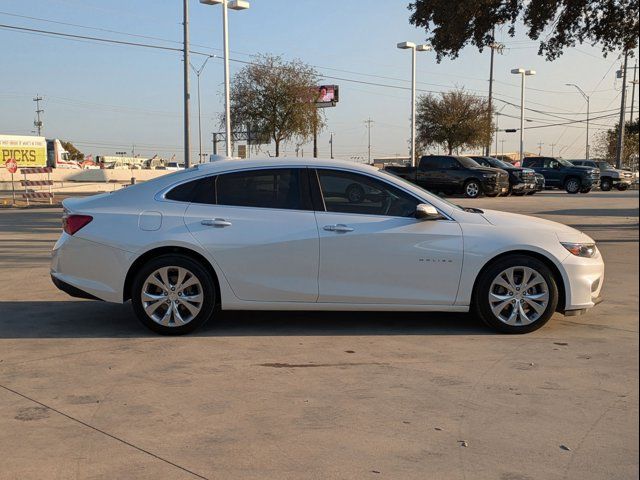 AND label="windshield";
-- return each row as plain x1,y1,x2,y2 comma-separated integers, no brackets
598,162,612,170
486,158,512,169
379,169,463,211
458,156,481,168
558,158,574,167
